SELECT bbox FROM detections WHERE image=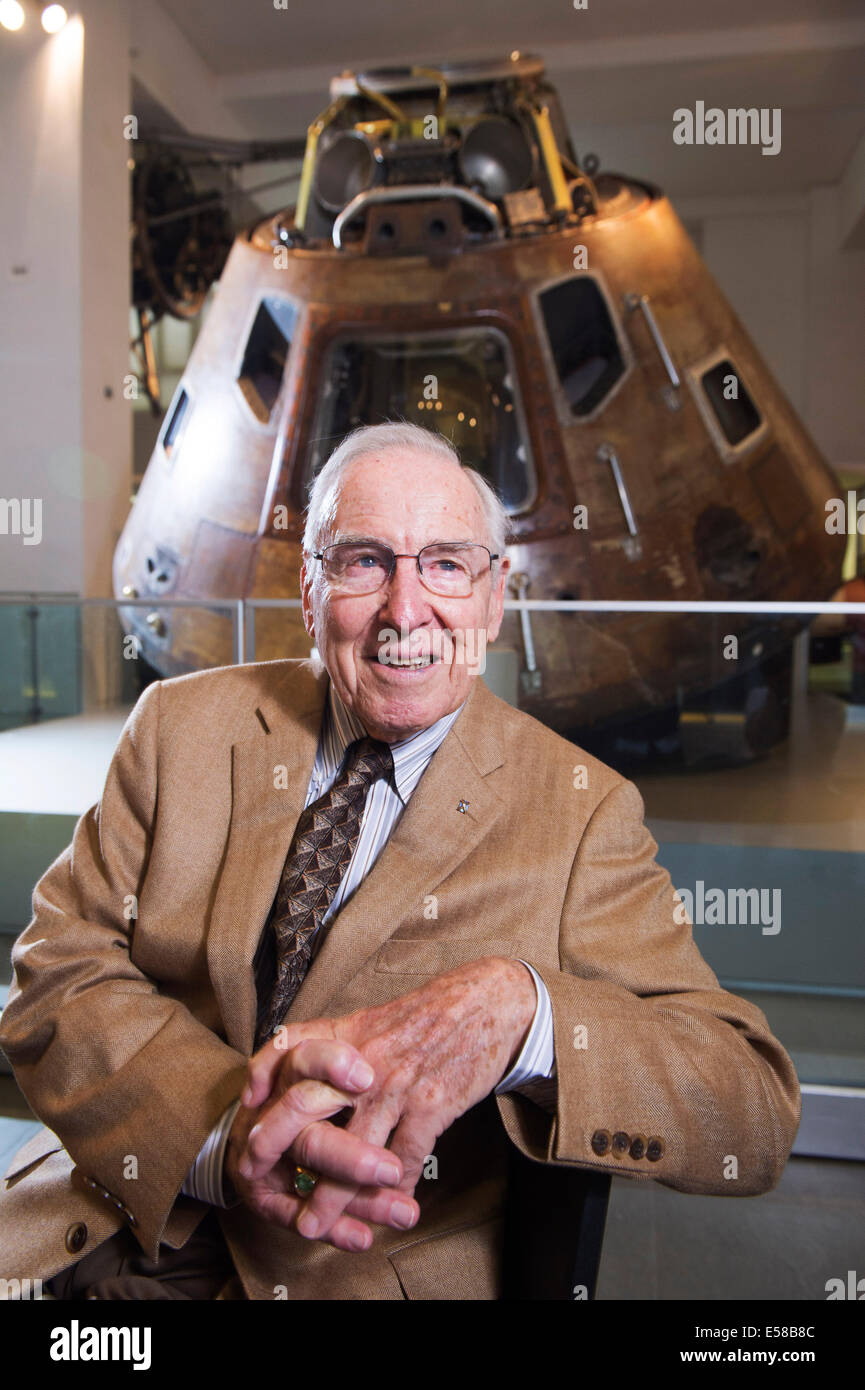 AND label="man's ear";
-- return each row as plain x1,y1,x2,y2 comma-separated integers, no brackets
300,557,315,640
486,555,510,644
